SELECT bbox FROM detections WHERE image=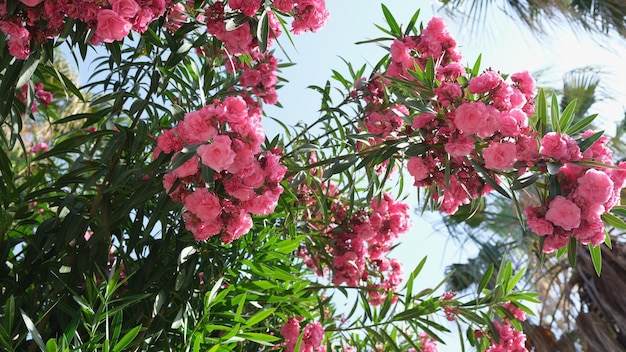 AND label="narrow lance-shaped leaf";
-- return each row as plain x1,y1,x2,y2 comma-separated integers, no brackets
567,237,577,267
589,244,602,276
566,113,597,135
551,92,561,134
558,98,577,133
